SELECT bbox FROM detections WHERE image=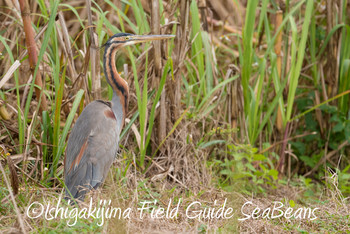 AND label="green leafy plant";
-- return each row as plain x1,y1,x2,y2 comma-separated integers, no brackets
215,143,278,194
